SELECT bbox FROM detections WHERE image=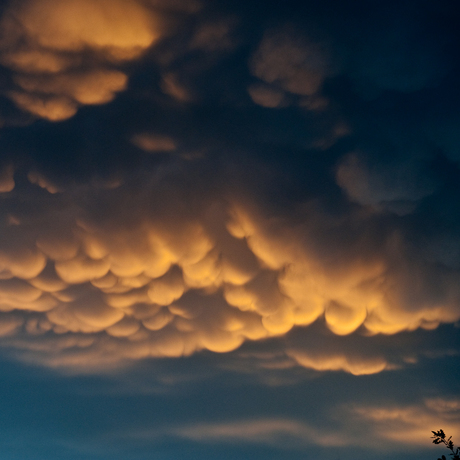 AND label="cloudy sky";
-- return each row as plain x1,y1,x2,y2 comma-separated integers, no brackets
0,0,459,458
